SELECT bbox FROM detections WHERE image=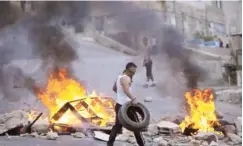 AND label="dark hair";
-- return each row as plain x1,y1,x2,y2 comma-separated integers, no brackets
125,62,137,70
